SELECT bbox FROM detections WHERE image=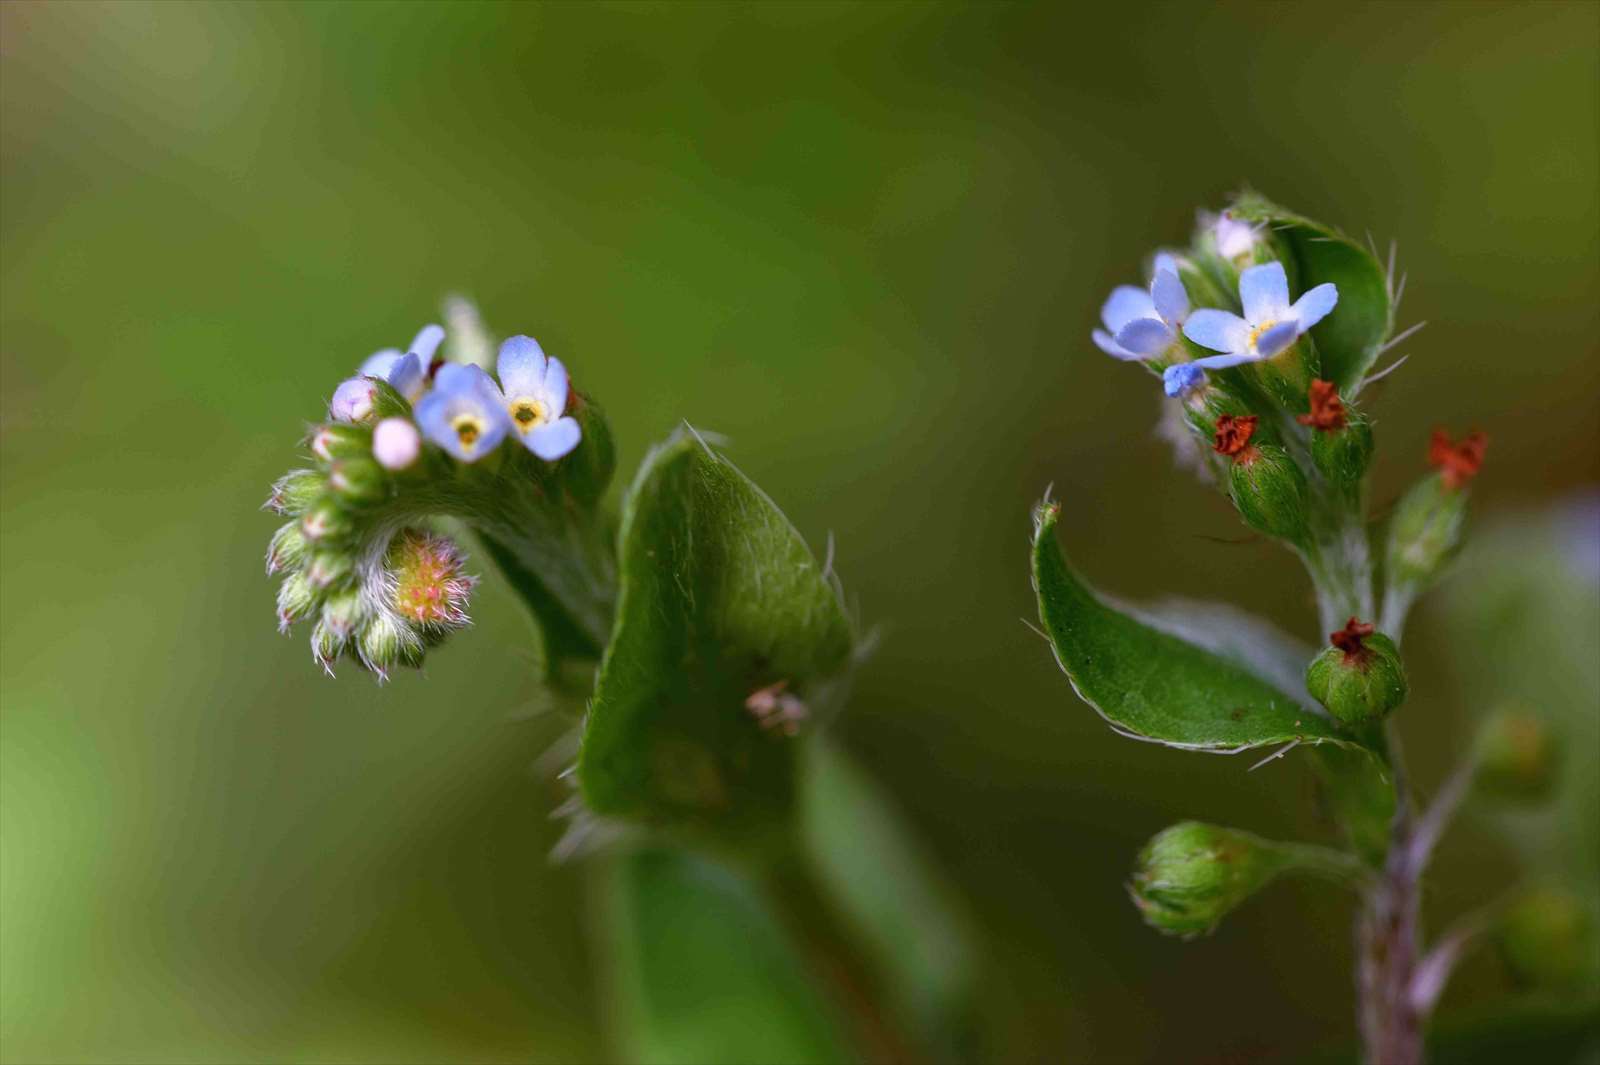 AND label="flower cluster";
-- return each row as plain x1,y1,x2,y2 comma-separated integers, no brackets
1091,213,1339,400
264,314,592,679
